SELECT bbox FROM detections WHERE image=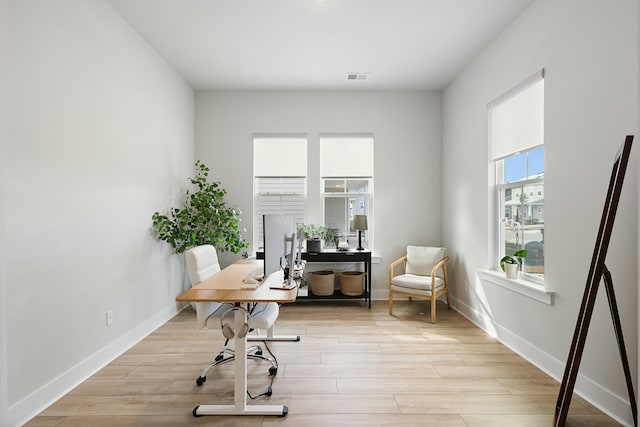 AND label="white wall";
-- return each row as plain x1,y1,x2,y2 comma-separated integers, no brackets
1,0,9,425
195,91,442,296
5,1,194,425
443,0,637,424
